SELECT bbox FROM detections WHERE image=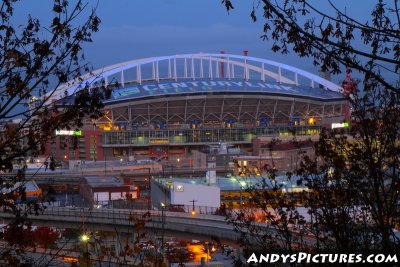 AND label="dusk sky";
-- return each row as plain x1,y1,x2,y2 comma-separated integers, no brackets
13,1,384,85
